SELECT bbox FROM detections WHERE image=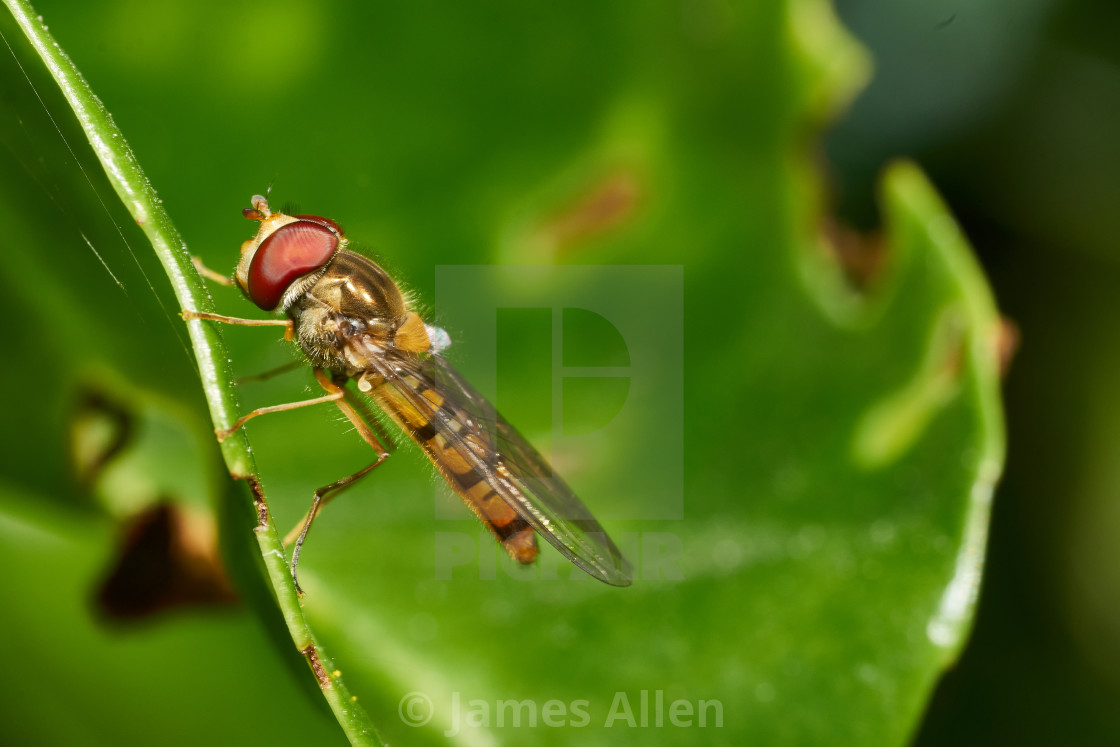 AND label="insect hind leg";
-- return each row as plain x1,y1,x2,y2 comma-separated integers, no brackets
287,454,388,596
285,368,393,596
